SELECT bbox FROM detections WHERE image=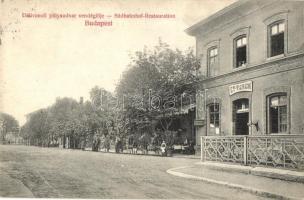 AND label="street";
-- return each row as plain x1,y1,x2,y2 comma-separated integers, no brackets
0,145,267,199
